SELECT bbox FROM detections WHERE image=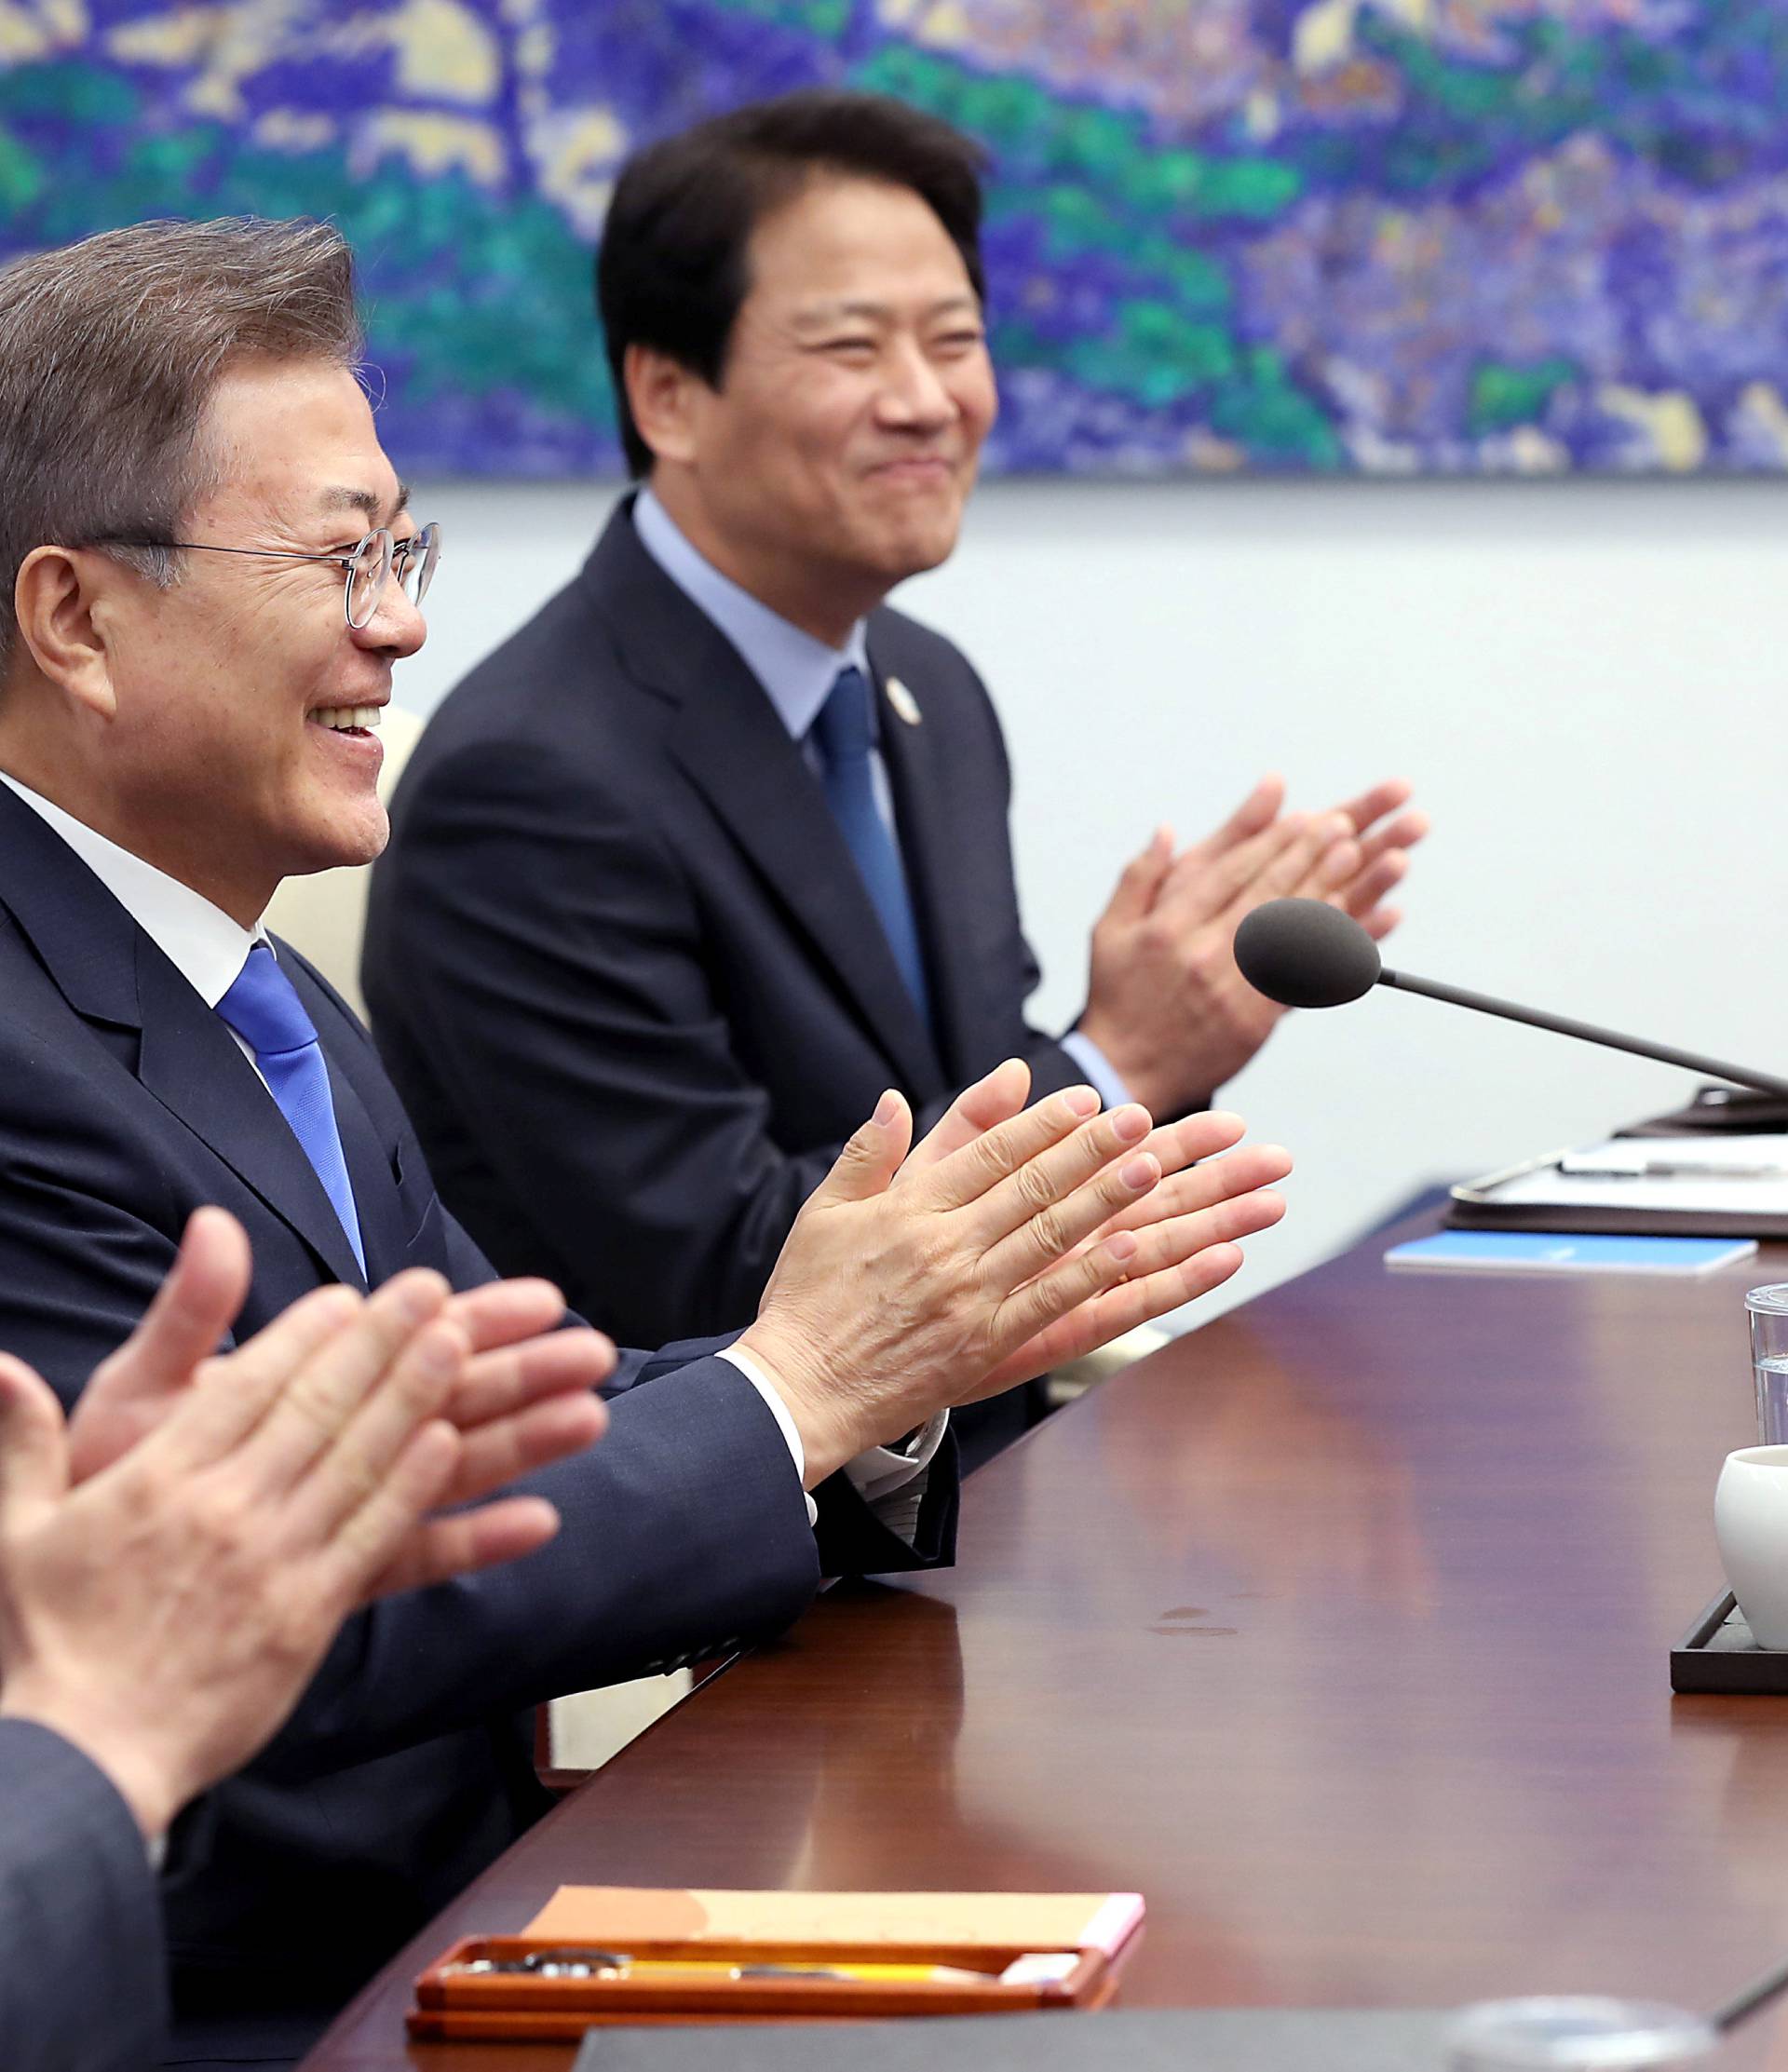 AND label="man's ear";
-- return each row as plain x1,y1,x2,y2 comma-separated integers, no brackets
624,344,706,469
11,546,123,720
